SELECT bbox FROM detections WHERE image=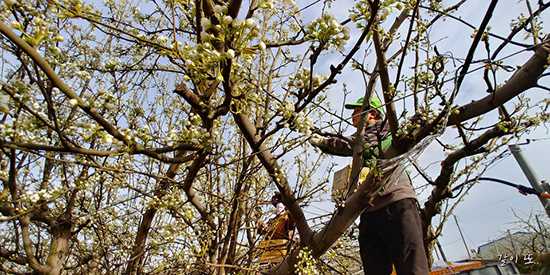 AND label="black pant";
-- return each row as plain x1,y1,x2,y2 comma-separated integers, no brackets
359,198,429,275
